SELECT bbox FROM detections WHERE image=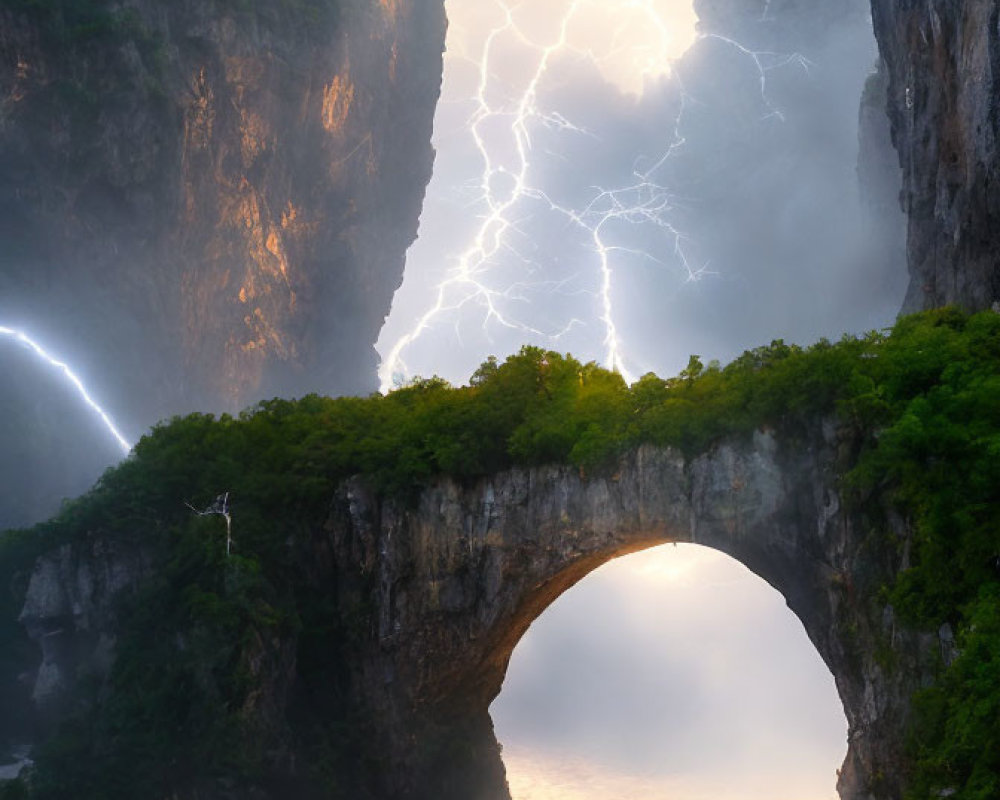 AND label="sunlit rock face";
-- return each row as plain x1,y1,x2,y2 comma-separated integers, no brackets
0,0,445,425
871,1,1000,312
